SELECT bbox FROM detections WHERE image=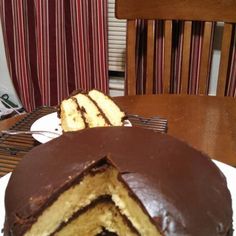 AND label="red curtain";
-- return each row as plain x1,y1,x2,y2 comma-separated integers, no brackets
0,0,108,111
